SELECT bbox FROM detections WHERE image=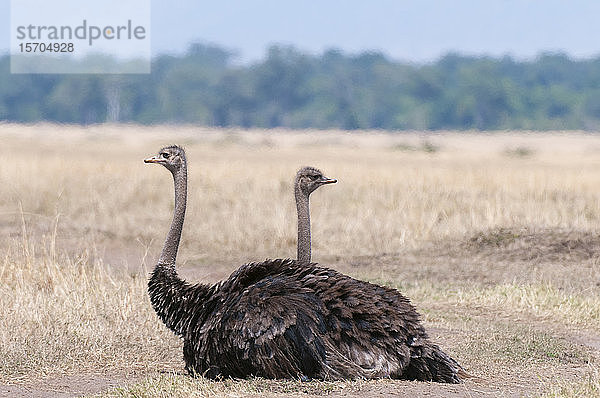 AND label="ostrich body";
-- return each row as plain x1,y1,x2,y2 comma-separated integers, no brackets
295,166,337,264
145,145,464,382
